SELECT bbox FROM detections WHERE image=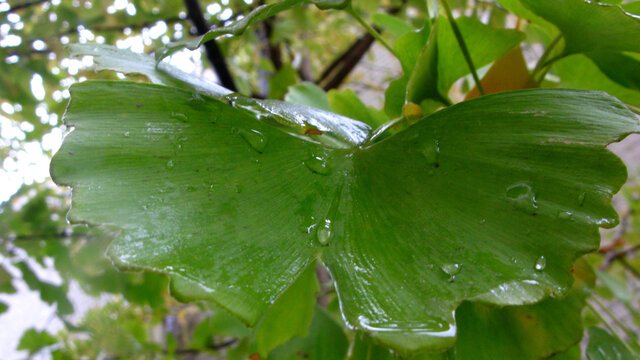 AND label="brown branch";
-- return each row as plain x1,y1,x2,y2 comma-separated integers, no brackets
317,33,375,91
183,0,237,91
315,2,405,90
